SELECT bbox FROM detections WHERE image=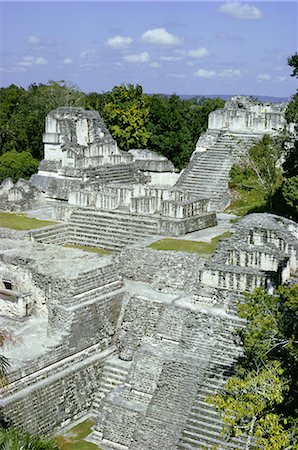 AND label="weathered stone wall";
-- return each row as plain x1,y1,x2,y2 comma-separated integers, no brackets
117,248,205,292
1,349,112,435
